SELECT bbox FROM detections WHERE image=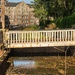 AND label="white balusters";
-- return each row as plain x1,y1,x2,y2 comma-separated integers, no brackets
68,31,71,41
19,33,20,43
24,32,26,43
73,31,75,41
49,32,51,42
36,32,38,42
54,31,56,41
30,32,31,43
20,33,22,43
63,31,65,41
5,29,75,48
59,31,61,41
